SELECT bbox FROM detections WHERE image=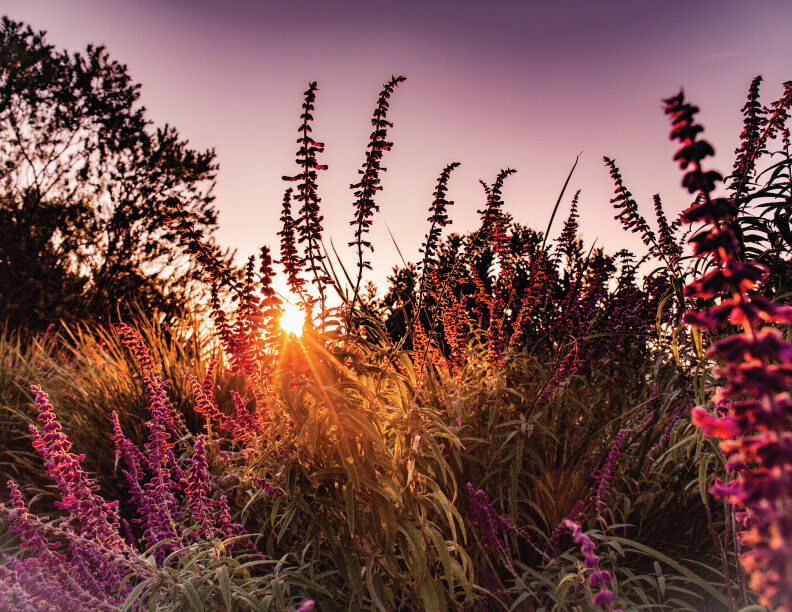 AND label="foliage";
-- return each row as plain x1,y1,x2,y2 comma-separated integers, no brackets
1,67,792,611
0,17,222,334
